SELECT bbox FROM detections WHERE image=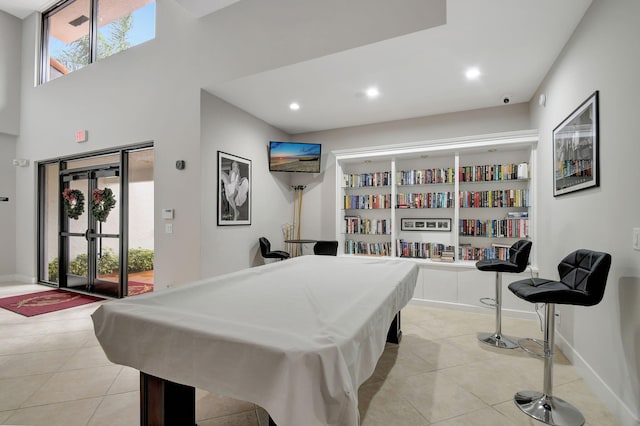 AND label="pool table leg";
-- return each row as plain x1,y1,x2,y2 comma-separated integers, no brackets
140,372,196,426
386,311,402,344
